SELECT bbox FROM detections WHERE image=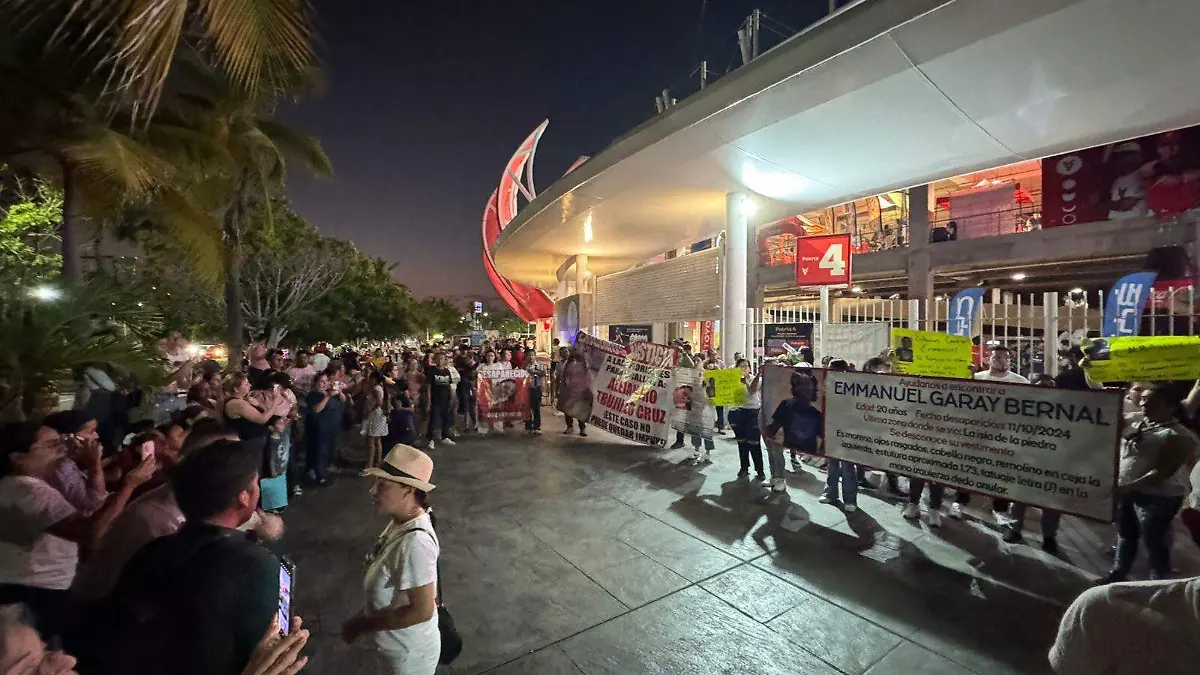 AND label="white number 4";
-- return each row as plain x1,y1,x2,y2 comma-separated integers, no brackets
818,243,846,277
